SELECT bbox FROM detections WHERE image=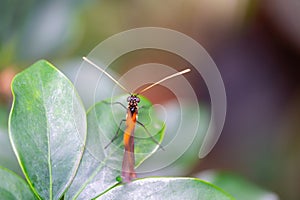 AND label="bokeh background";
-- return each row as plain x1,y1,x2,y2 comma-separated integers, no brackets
1,0,300,199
